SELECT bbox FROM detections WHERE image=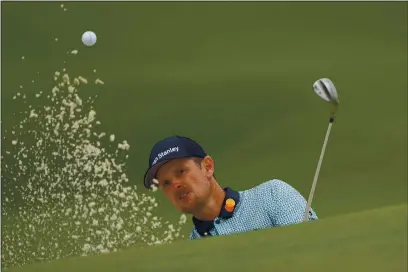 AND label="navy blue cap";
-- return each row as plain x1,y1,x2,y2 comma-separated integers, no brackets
143,136,207,189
